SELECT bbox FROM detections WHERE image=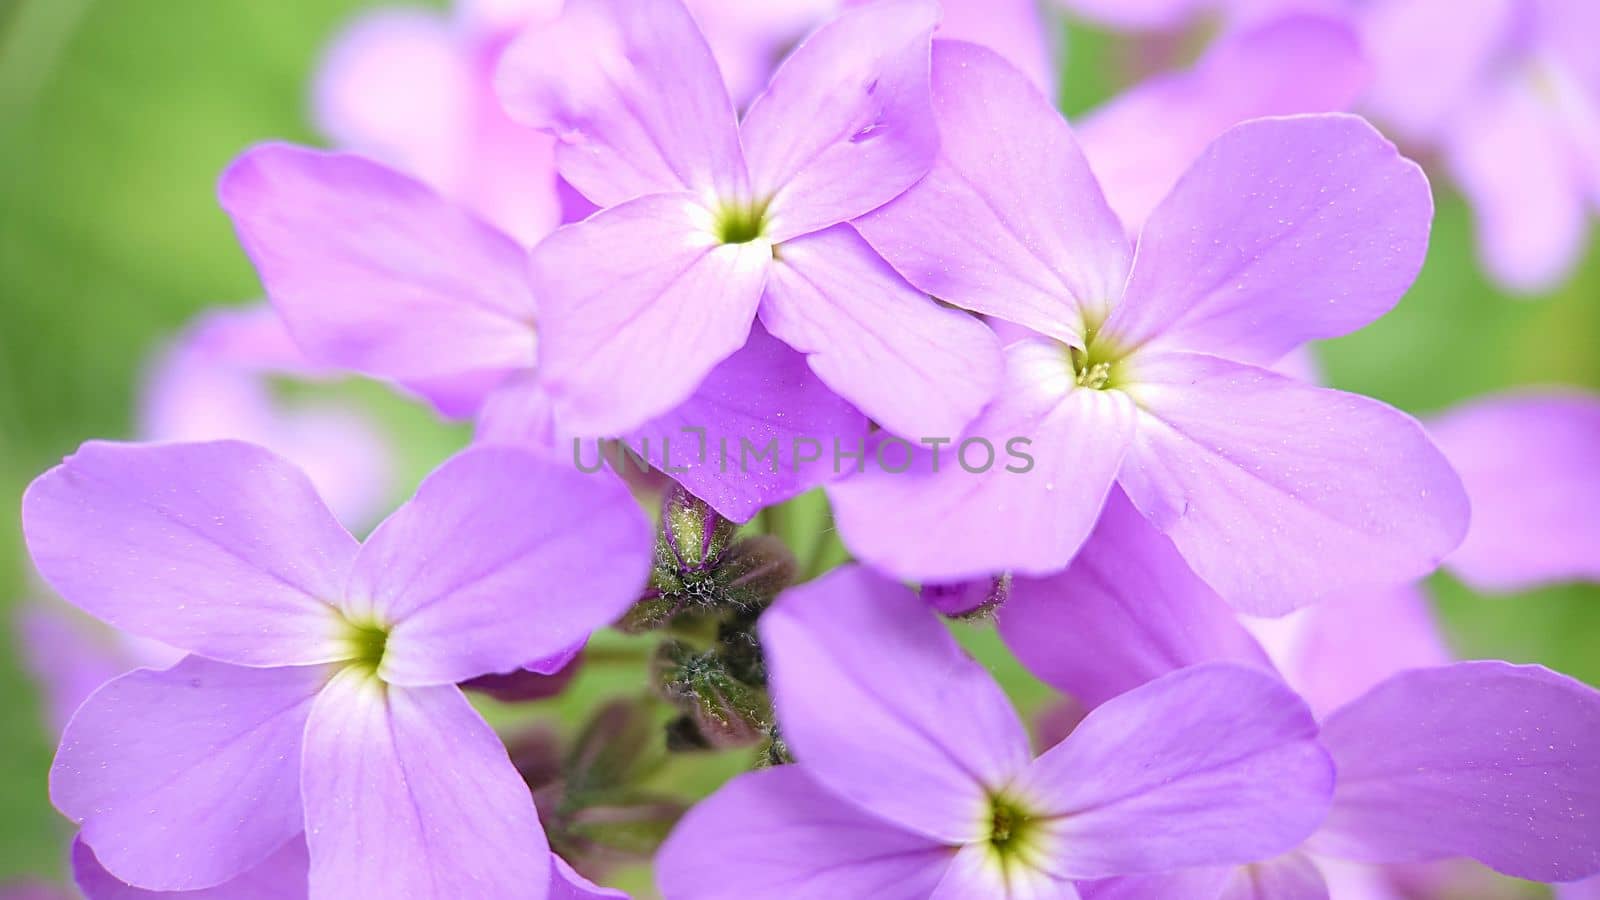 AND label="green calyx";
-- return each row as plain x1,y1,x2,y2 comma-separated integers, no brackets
713,199,771,245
